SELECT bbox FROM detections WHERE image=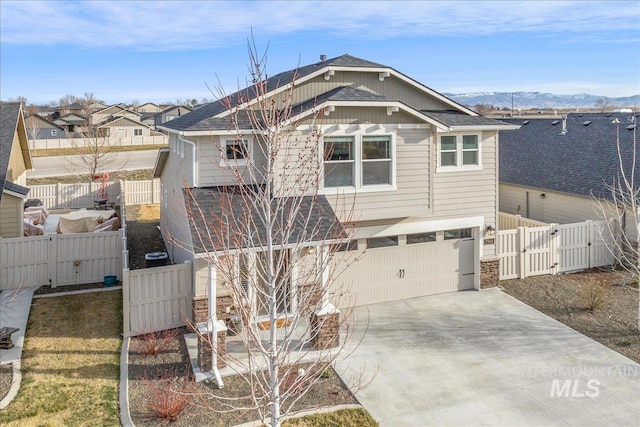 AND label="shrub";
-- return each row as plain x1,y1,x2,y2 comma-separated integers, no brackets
138,328,179,356
579,280,610,312
146,376,194,422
